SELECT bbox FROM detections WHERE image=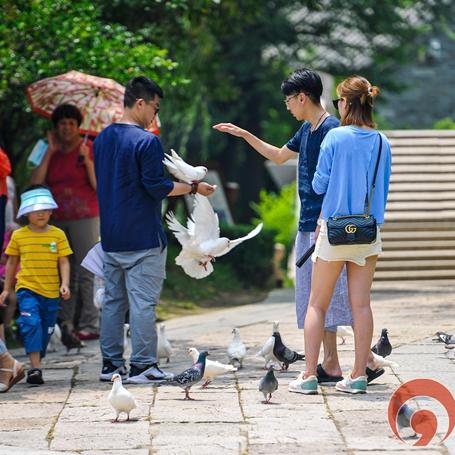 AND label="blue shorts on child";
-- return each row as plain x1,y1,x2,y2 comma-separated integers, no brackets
16,288,60,357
